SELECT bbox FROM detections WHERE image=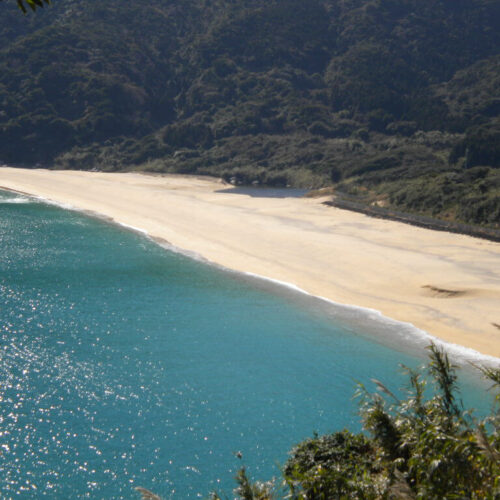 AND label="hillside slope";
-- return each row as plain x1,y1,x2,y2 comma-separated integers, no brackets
0,0,499,227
